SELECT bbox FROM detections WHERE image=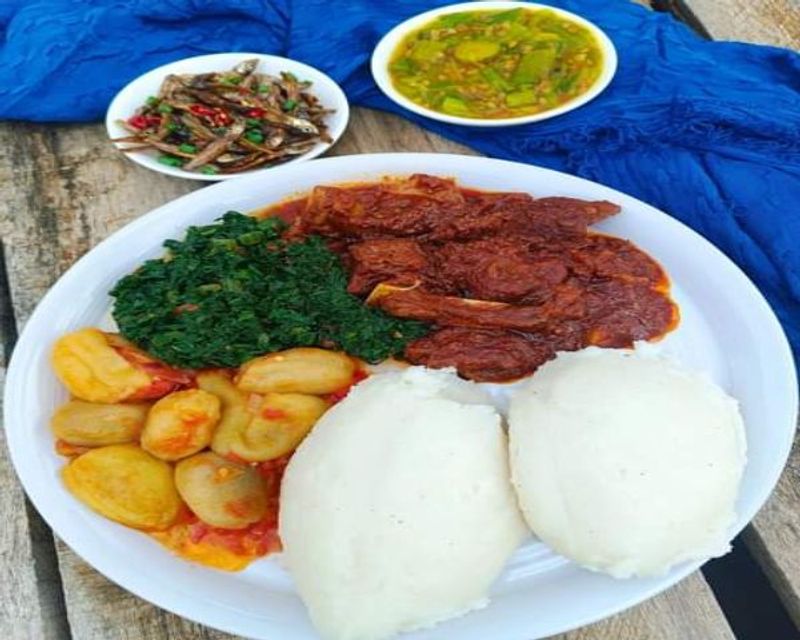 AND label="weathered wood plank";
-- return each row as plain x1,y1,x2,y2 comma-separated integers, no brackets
331,106,475,157
0,247,69,639
0,106,734,639
1,366,72,639
0,123,198,324
681,0,800,49
743,436,800,627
